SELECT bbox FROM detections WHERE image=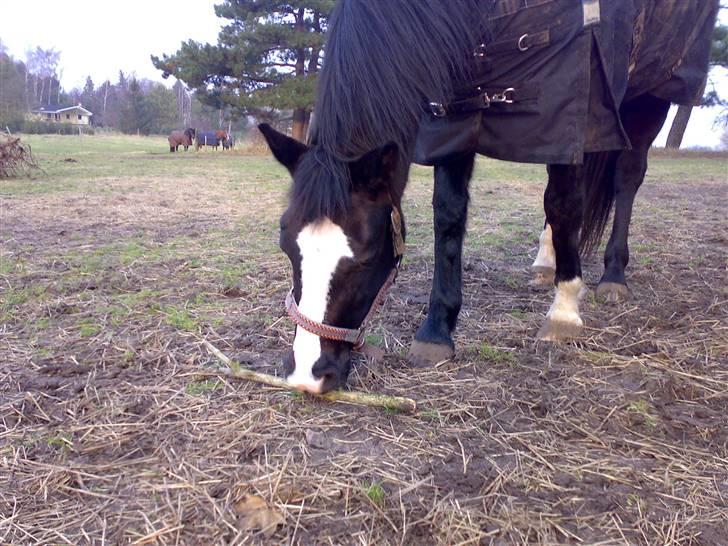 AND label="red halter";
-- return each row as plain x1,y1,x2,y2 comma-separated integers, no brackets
284,206,404,361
